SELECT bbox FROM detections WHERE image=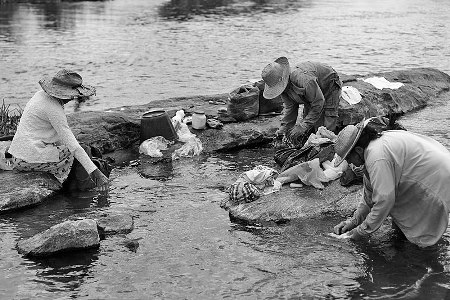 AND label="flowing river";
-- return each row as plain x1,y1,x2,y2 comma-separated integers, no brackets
1,0,450,299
